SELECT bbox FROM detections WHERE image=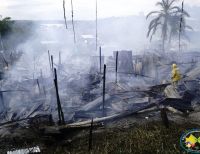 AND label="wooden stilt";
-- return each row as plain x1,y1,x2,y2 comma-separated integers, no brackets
36,79,41,94
54,68,65,125
103,64,106,117
99,46,101,73
40,69,43,78
115,51,118,83
48,50,51,71
88,118,94,151
51,55,54,73
59,51,61,65
160,108,169,128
